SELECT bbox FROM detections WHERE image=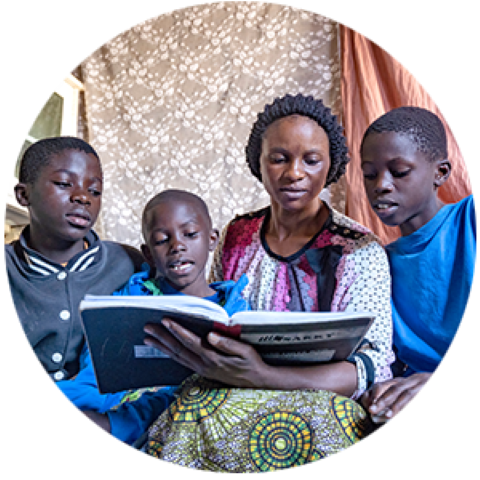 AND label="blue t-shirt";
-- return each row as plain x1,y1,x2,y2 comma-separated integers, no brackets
387,195,476,375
